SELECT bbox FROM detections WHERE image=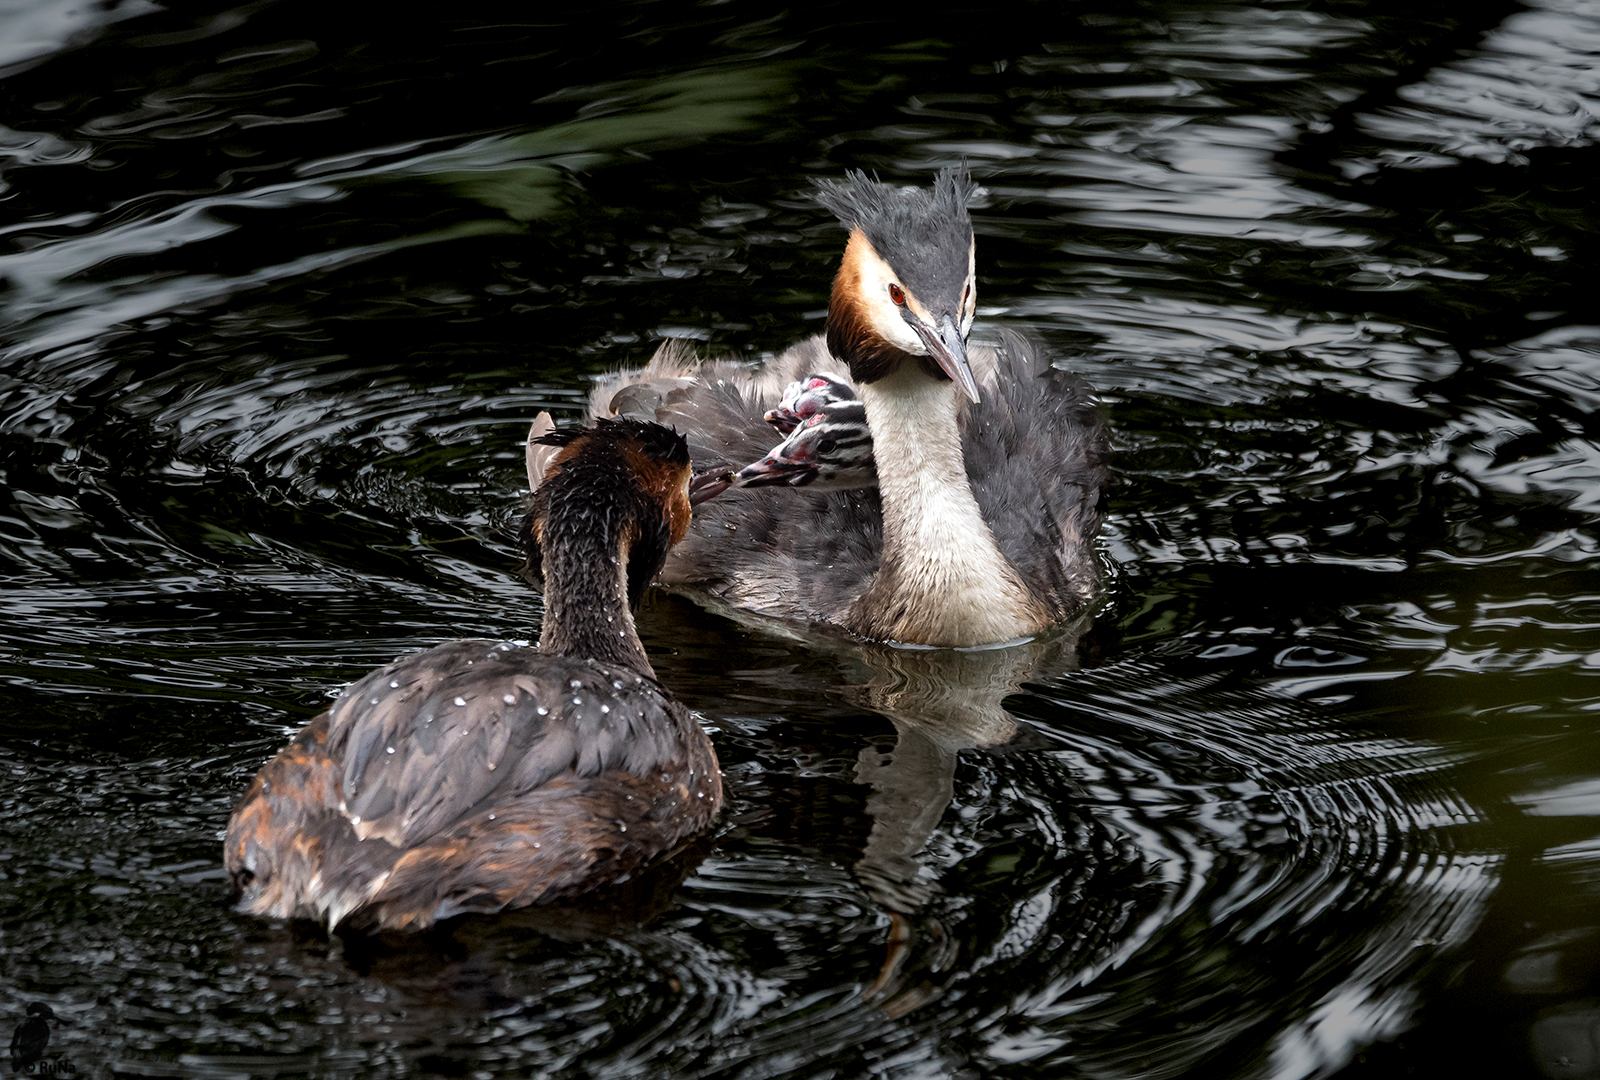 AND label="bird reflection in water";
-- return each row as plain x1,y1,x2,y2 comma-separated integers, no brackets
819,619,1100,1016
